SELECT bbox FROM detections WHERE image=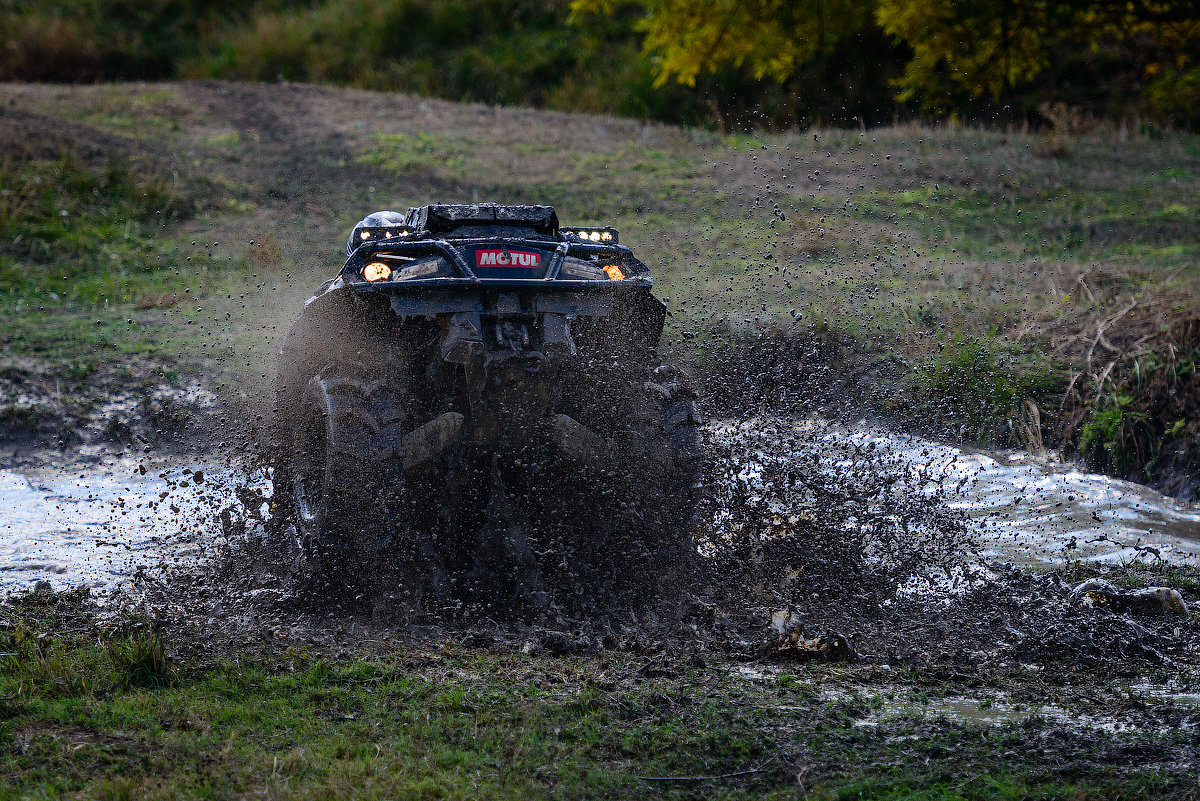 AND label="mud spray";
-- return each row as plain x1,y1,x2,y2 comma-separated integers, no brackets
2,157,1198,695
3,401,1196,670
